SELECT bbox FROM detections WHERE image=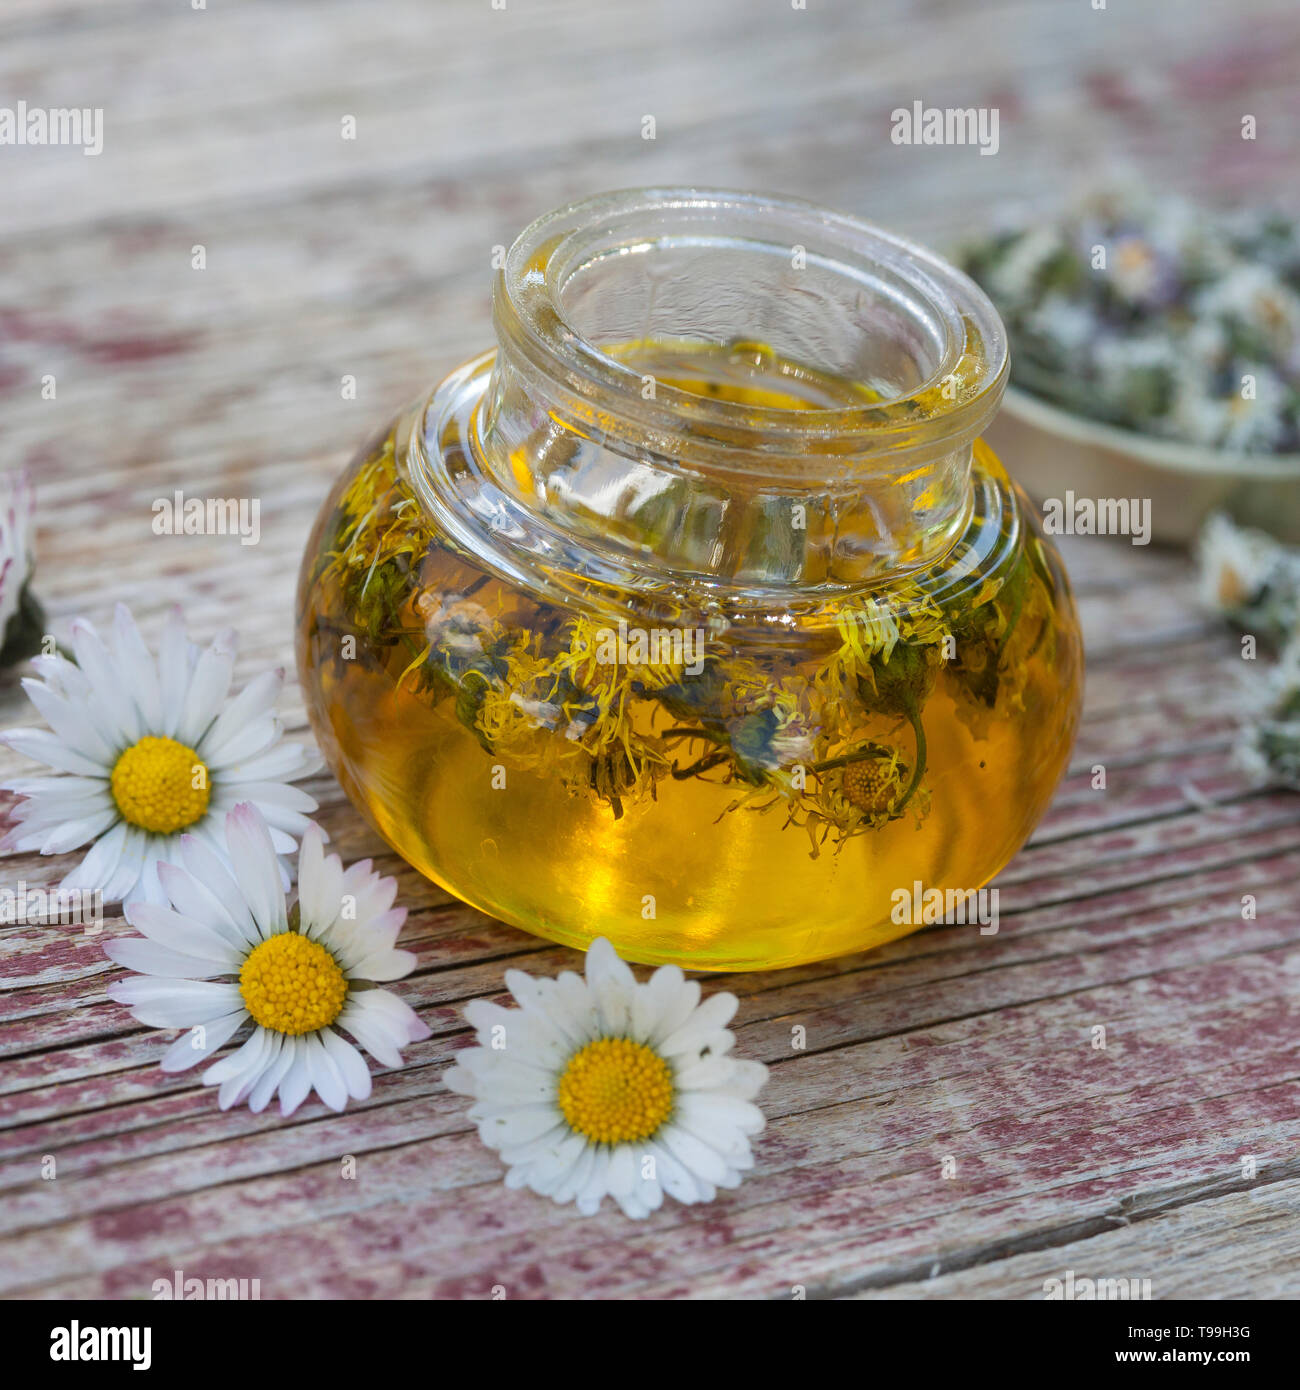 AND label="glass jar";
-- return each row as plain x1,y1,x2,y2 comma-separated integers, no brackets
296,189,1083,971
